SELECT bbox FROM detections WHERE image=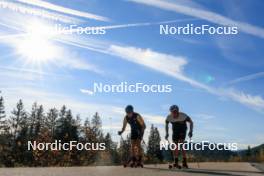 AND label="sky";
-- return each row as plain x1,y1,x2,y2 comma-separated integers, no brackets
0,0,263,149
